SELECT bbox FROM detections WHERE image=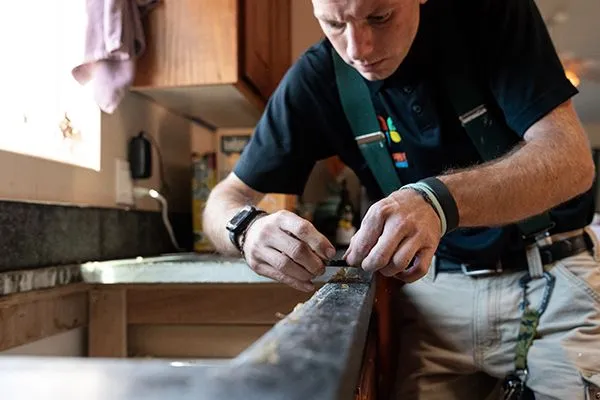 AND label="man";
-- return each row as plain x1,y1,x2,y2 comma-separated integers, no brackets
203,0,600,398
